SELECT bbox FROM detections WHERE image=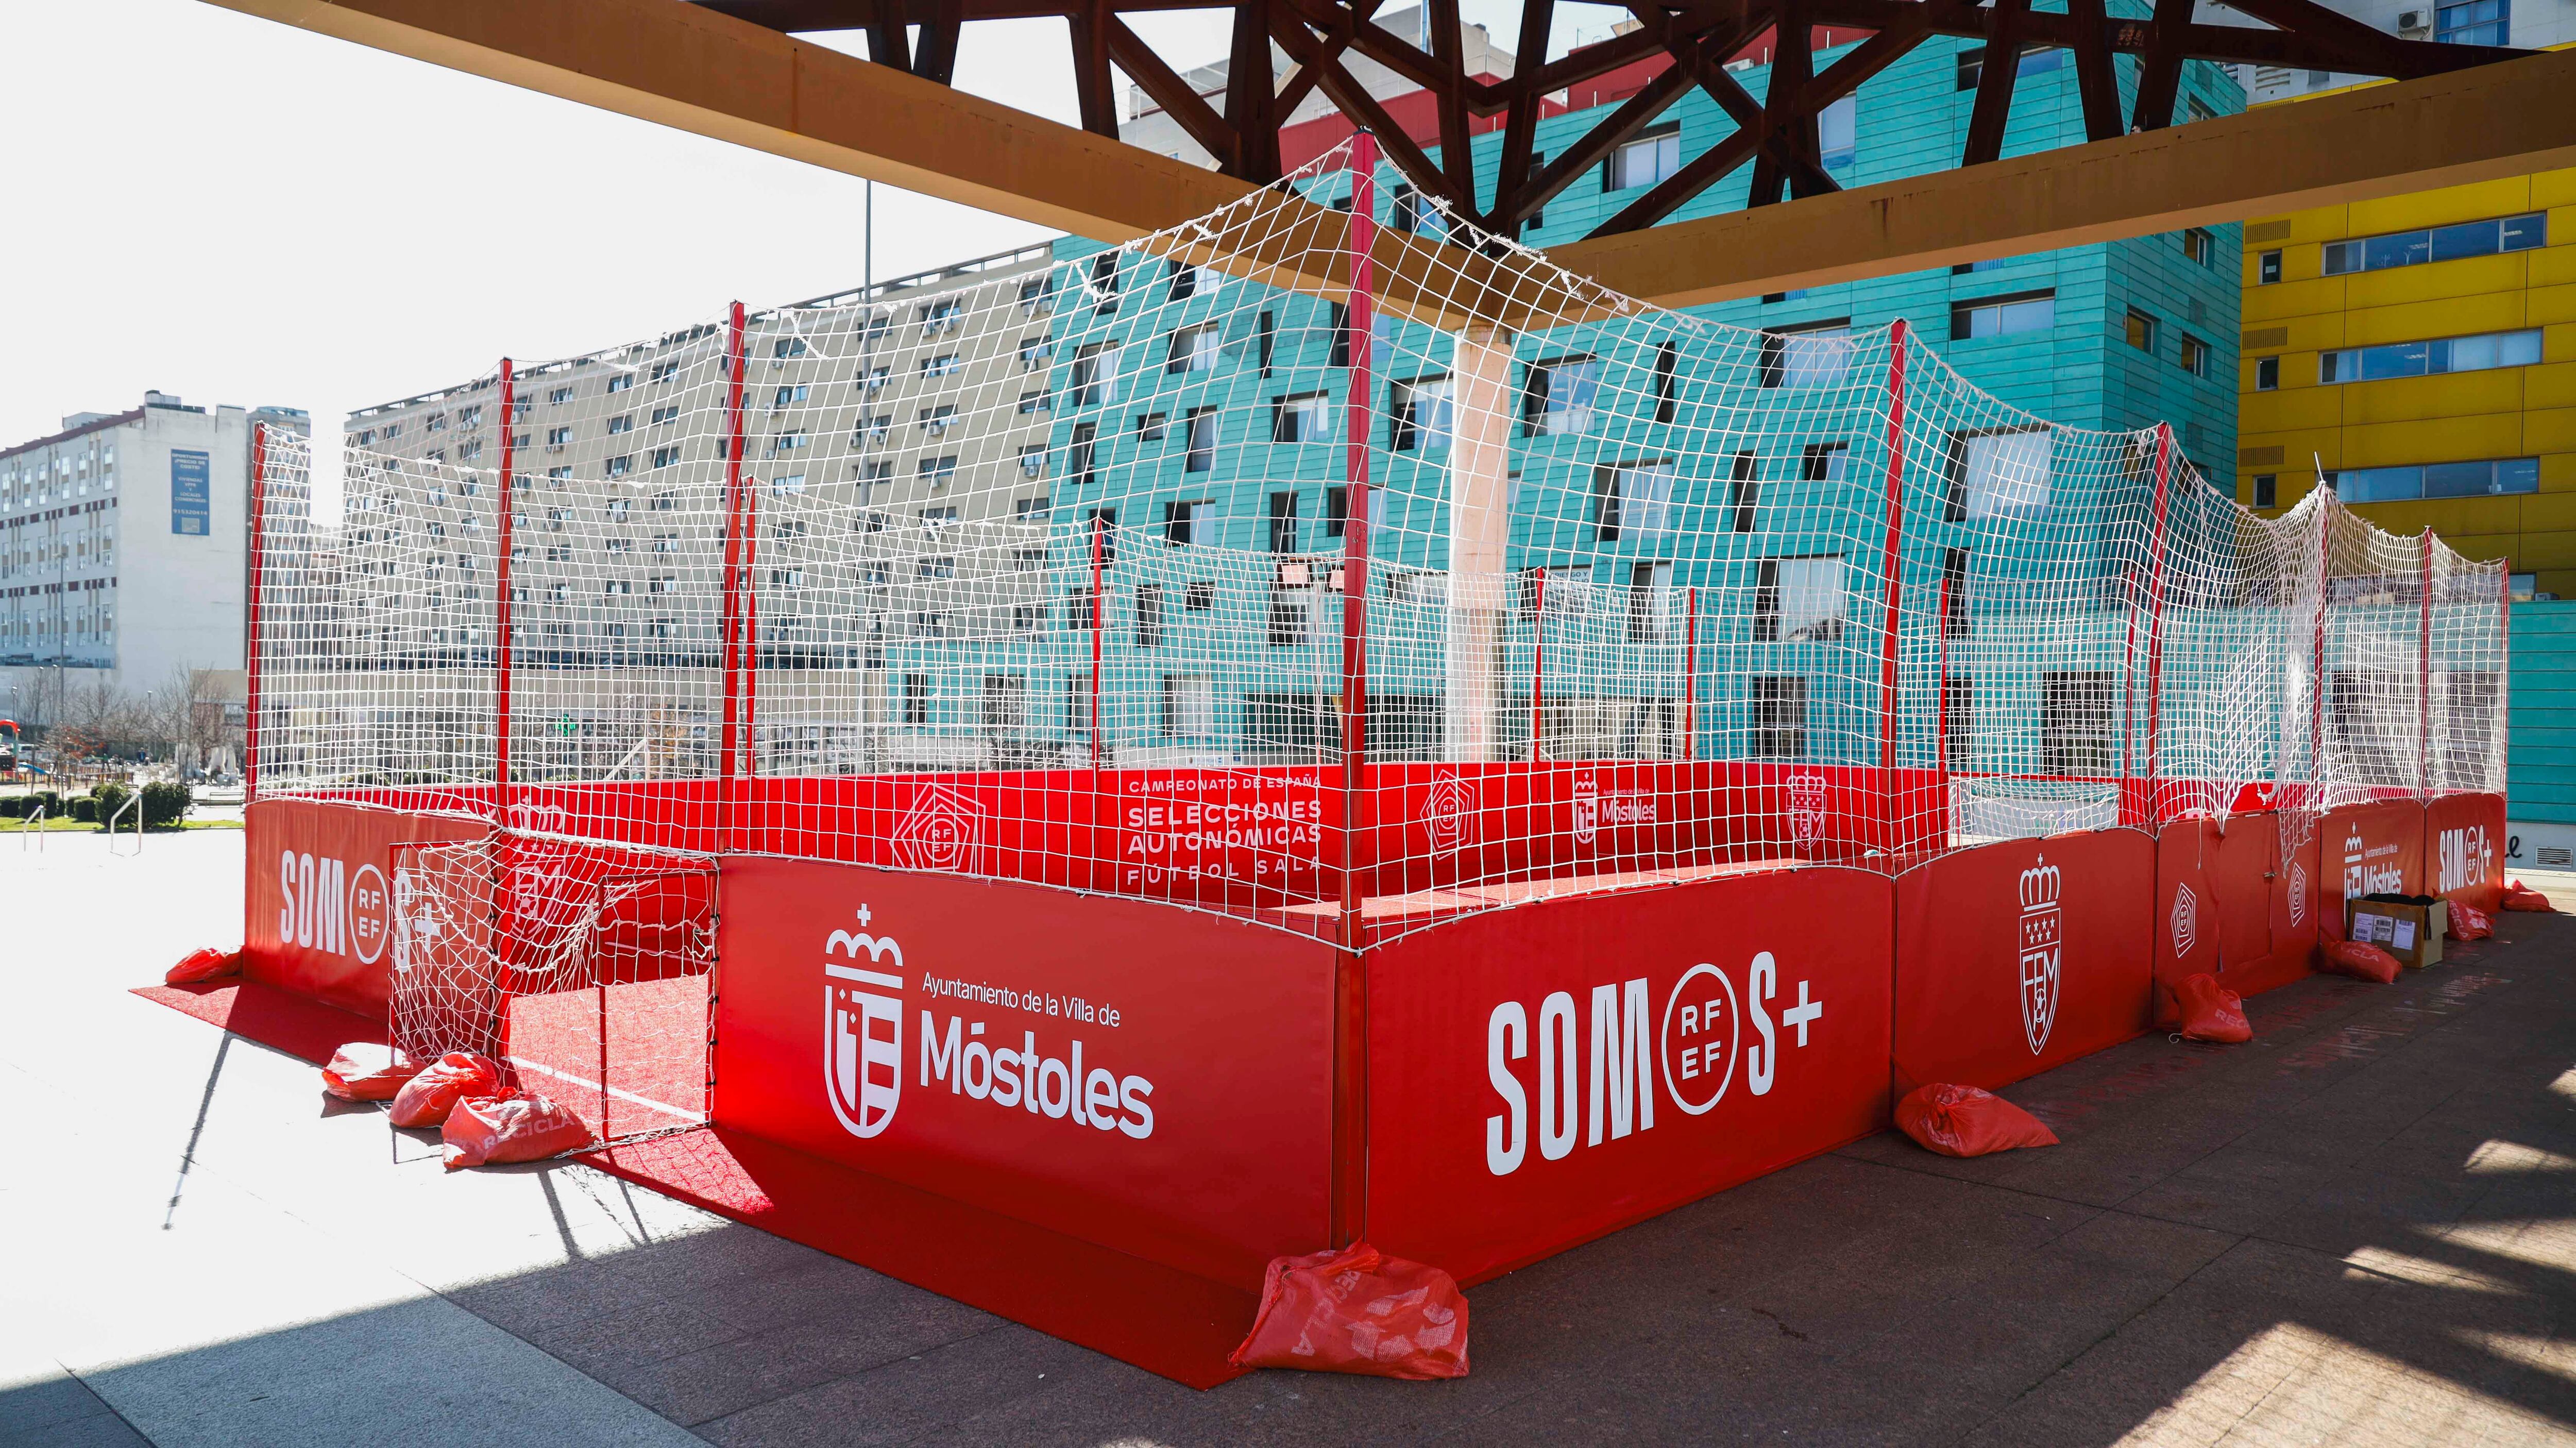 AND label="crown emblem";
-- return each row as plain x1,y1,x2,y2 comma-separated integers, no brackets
2019,858,2062,911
